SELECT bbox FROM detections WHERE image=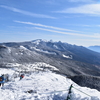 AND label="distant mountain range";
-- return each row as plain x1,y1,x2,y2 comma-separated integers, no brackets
0,39,100,76
88,46,100,53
